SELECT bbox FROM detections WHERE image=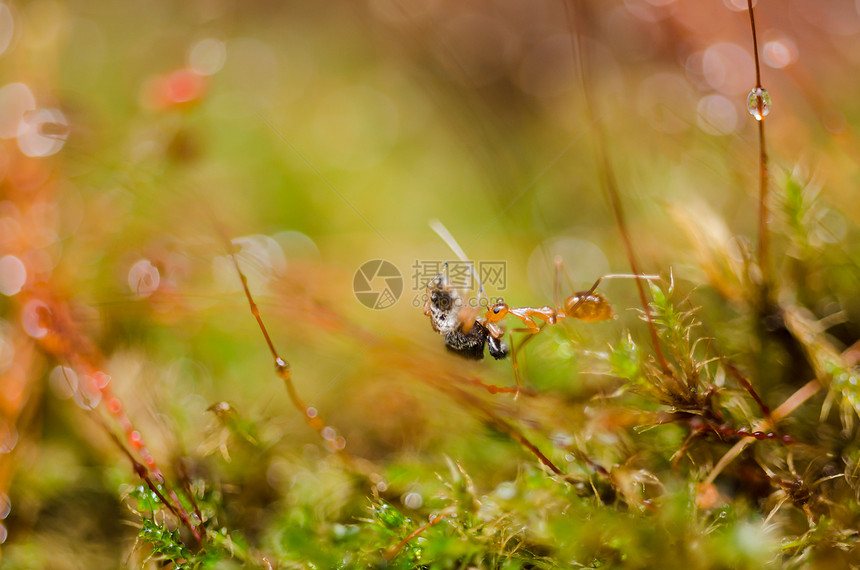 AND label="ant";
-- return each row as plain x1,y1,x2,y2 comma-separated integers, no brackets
423,266,508,360
481,256,657,337
478,257,658,389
